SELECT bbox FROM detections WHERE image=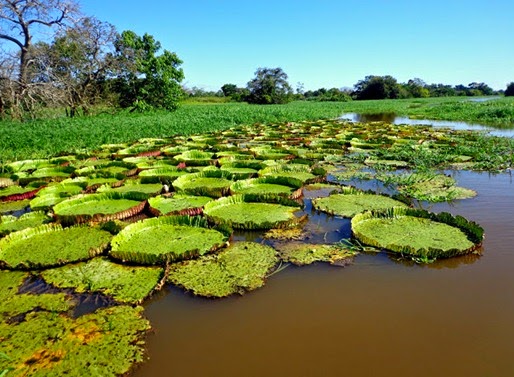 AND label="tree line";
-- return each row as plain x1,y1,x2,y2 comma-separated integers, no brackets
0,0,183,119
1,1,512,121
